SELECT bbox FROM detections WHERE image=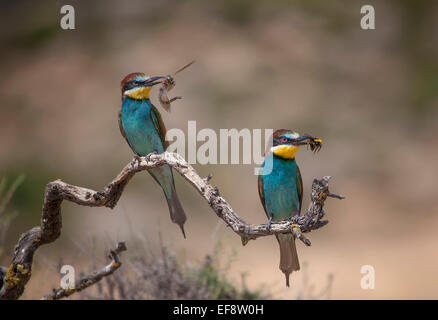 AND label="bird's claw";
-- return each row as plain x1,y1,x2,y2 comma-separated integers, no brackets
266,214,274,231
145,151,158,162
130,155,141,168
